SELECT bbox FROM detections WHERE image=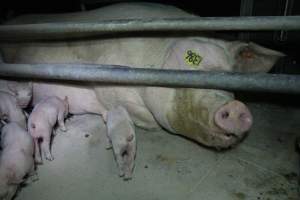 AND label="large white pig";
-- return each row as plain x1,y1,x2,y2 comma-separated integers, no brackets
0,91,27,128
0,122,35,200
0,3,284,148
0,80,32,109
